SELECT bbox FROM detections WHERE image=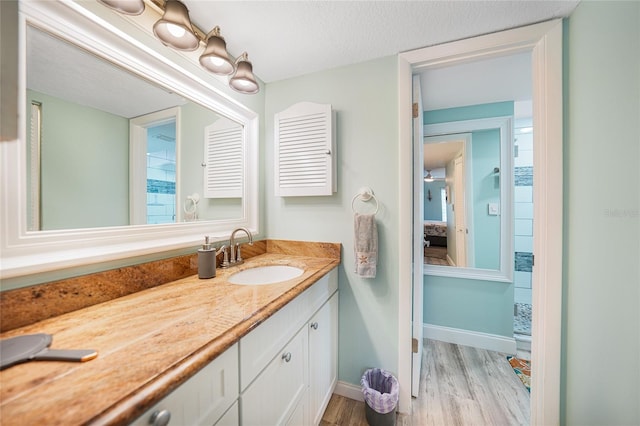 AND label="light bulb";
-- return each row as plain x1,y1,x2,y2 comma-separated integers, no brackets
205,57,225,66
167,23,186,38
